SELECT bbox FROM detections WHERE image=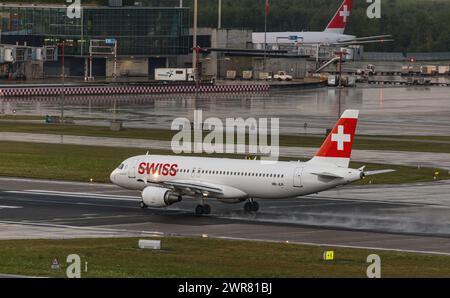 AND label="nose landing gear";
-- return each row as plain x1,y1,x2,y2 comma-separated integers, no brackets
244,199,259,212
